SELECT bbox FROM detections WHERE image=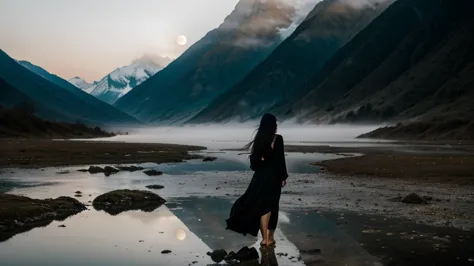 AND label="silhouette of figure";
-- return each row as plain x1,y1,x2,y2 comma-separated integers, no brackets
226,113,288,246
